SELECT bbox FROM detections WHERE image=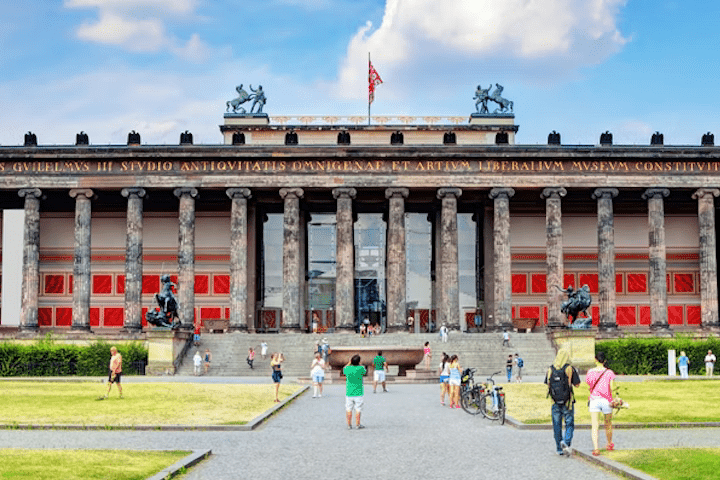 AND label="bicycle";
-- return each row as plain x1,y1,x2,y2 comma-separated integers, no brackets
460,368,486,415
479,371,506,425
